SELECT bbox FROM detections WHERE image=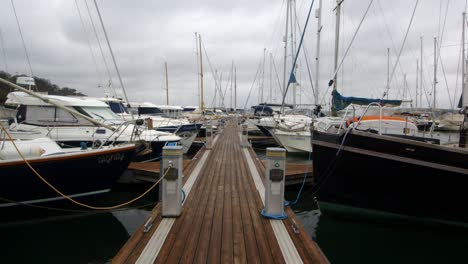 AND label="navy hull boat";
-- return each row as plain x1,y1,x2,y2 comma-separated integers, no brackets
0,138,136,208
